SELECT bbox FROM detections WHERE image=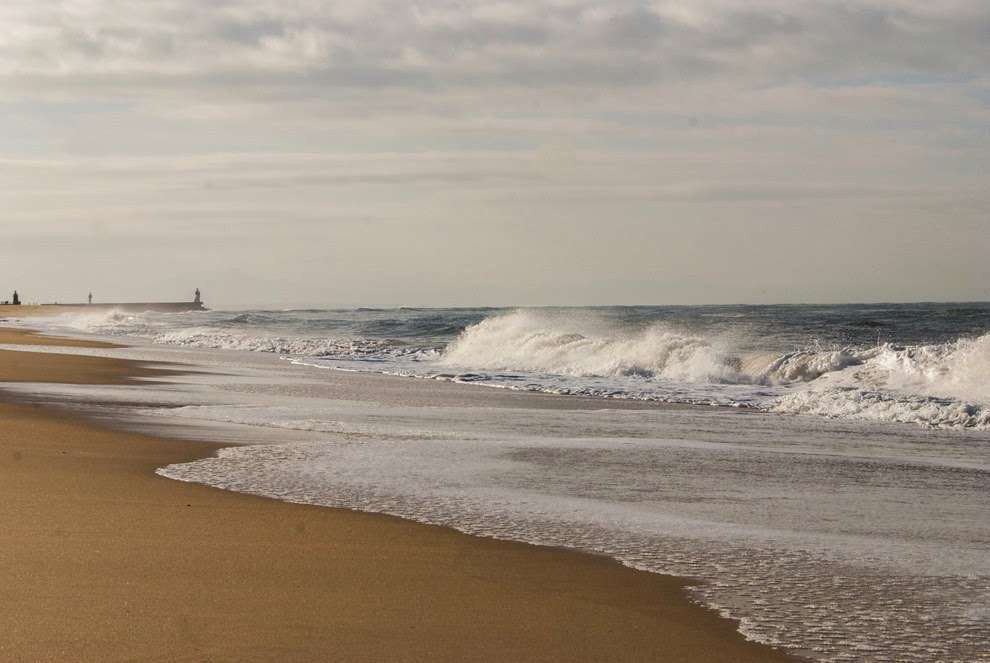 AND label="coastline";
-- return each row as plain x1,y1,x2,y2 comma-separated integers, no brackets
0,325,802,661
